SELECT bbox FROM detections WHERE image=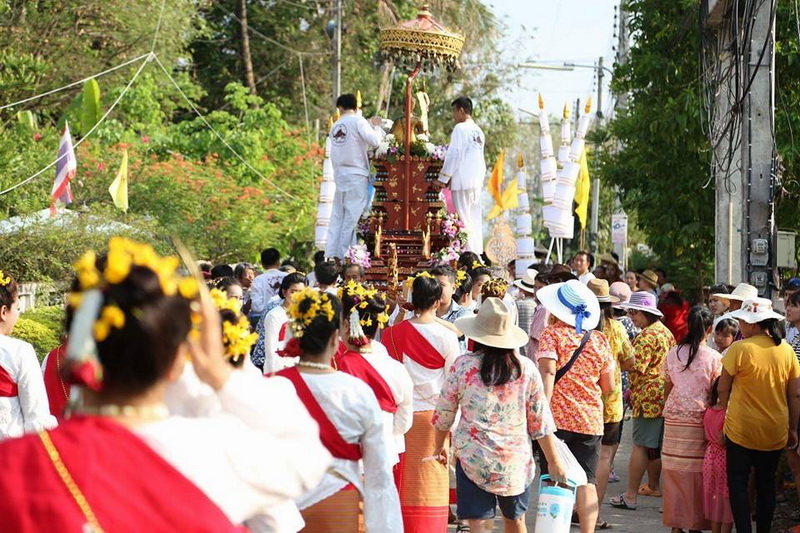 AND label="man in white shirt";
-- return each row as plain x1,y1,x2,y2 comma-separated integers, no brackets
572,250,596,284
325,93,385,260
436,97,487,254
249,248,287,324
